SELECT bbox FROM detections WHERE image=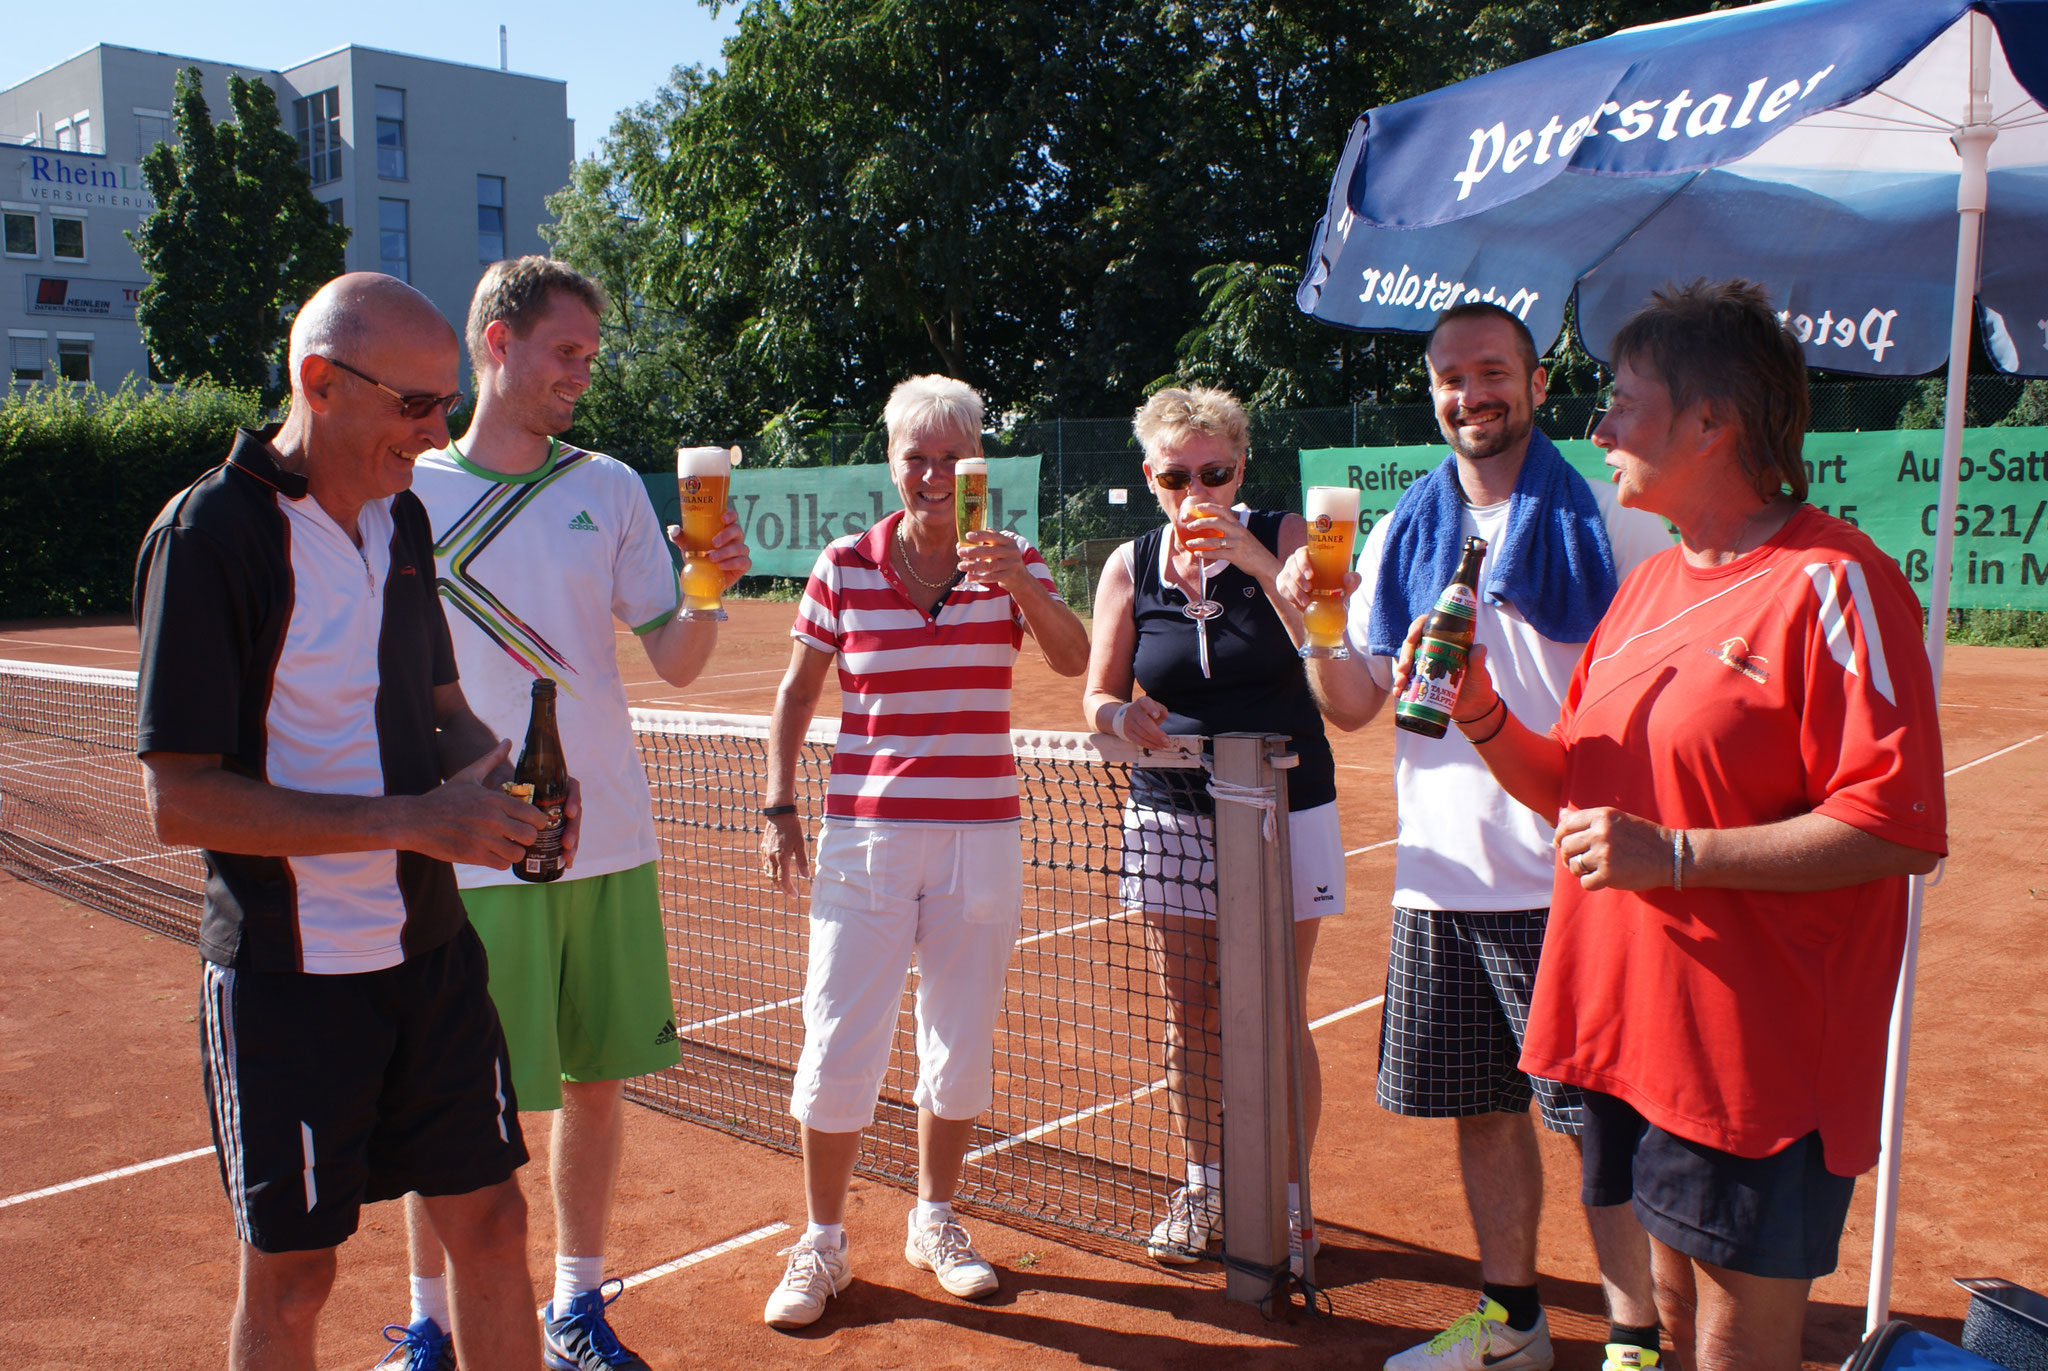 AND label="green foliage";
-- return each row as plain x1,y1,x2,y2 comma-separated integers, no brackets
1993,379,2048,428
128,69,349,409
0,381,263,617
1946,609,2048,648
